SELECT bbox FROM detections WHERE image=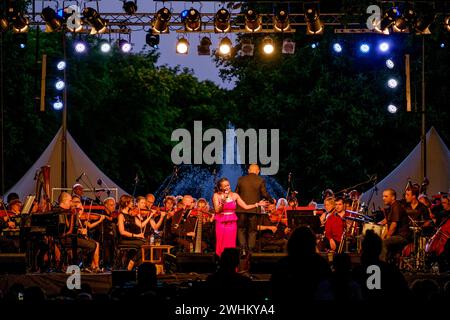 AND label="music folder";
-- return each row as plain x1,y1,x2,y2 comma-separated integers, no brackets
287,209,321,234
